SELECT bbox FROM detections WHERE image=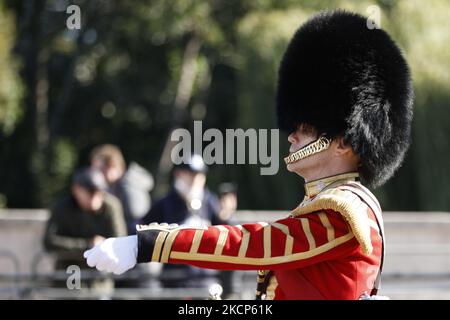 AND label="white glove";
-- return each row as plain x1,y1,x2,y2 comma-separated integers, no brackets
83,235,138,275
